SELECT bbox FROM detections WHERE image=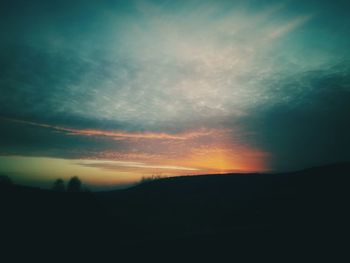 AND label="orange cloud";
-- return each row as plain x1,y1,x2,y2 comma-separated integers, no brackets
0,117,223,141
184,147,269,173
1,117,270,177
87,132,270,175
